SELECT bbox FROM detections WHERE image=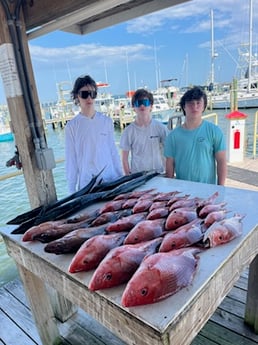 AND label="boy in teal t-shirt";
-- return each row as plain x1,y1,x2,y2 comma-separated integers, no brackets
164,87,227,185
